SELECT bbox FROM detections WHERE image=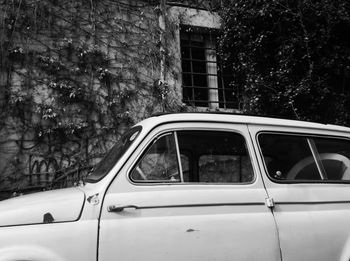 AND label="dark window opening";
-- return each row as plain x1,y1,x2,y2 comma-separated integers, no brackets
180,26,237,109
